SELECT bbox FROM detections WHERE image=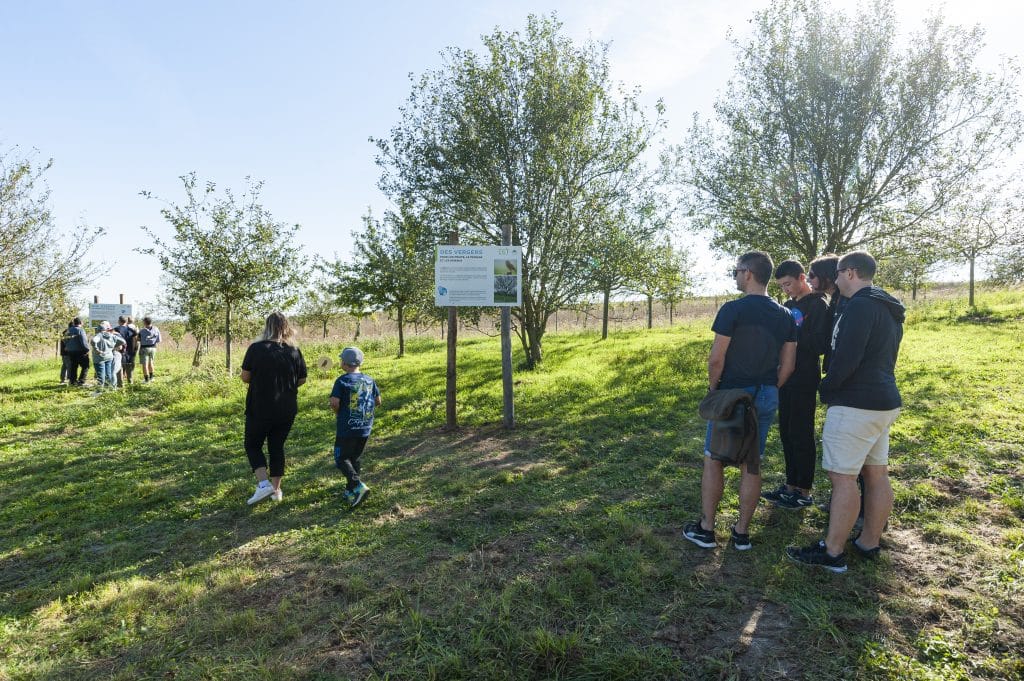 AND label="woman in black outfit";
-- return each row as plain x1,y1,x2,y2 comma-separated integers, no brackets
240,311,307,505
